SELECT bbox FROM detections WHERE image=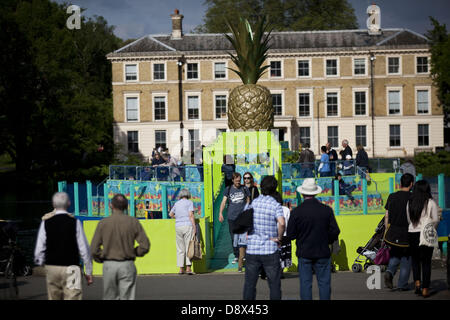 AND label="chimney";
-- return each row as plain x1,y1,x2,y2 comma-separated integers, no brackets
170,9,184,40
